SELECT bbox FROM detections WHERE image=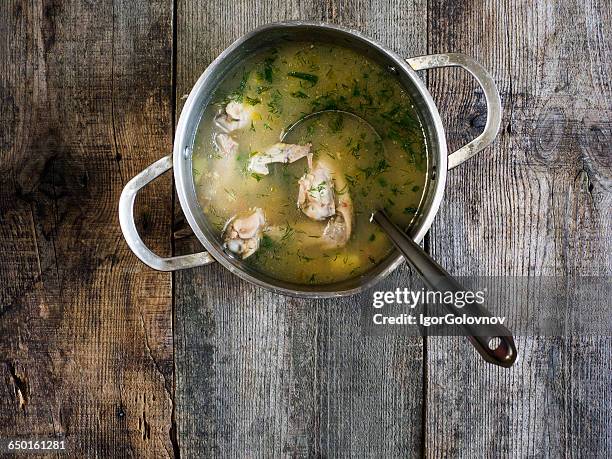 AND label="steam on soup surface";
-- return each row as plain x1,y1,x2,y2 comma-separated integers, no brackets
192,42,428,285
